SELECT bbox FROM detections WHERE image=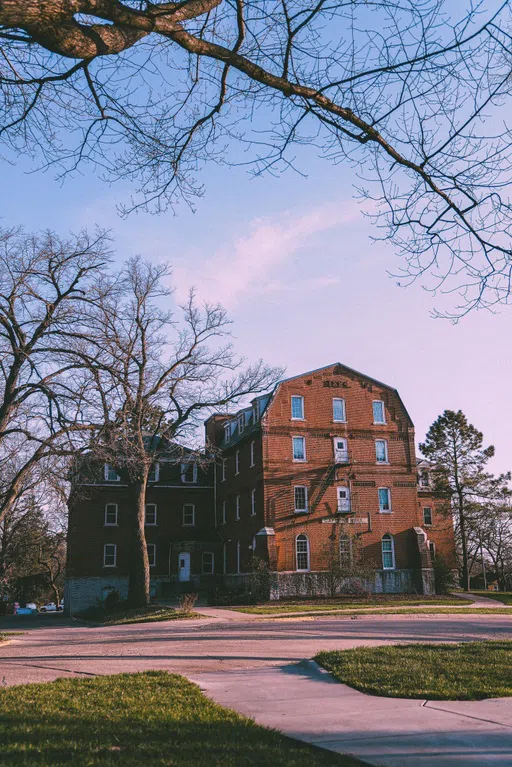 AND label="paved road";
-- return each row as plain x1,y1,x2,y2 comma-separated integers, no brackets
1,612,511,686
